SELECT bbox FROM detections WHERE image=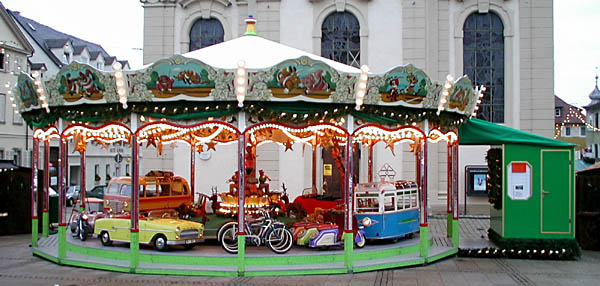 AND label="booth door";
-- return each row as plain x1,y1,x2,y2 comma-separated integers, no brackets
541,150,572,234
